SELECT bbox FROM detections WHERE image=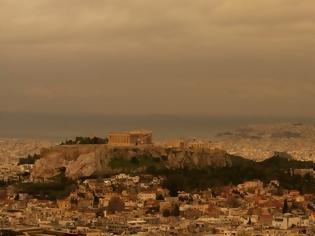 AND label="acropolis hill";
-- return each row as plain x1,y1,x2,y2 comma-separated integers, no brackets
30,123,315,181
31,144,230,180
3,122,315,181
